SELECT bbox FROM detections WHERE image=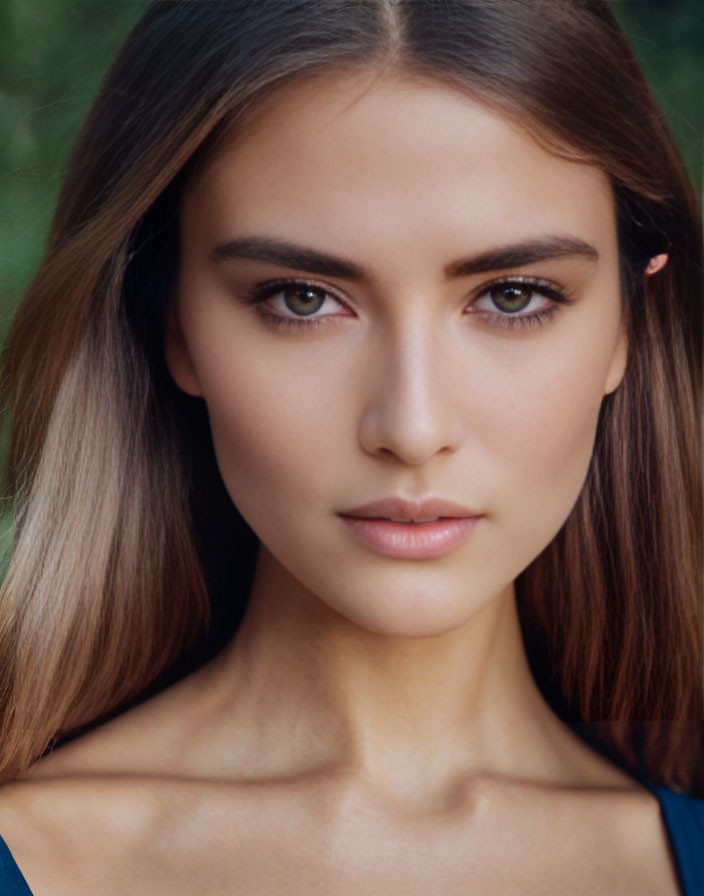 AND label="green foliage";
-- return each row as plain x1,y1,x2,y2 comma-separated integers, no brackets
614,0,703,193
0,0,142,328
0,0,701,335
